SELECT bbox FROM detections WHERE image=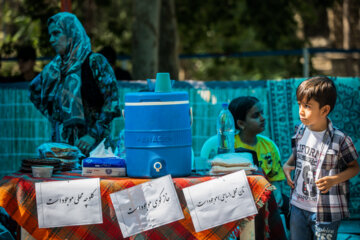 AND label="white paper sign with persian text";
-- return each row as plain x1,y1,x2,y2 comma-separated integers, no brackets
110,175,184,238
183,170,257,232
35,178,102,228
